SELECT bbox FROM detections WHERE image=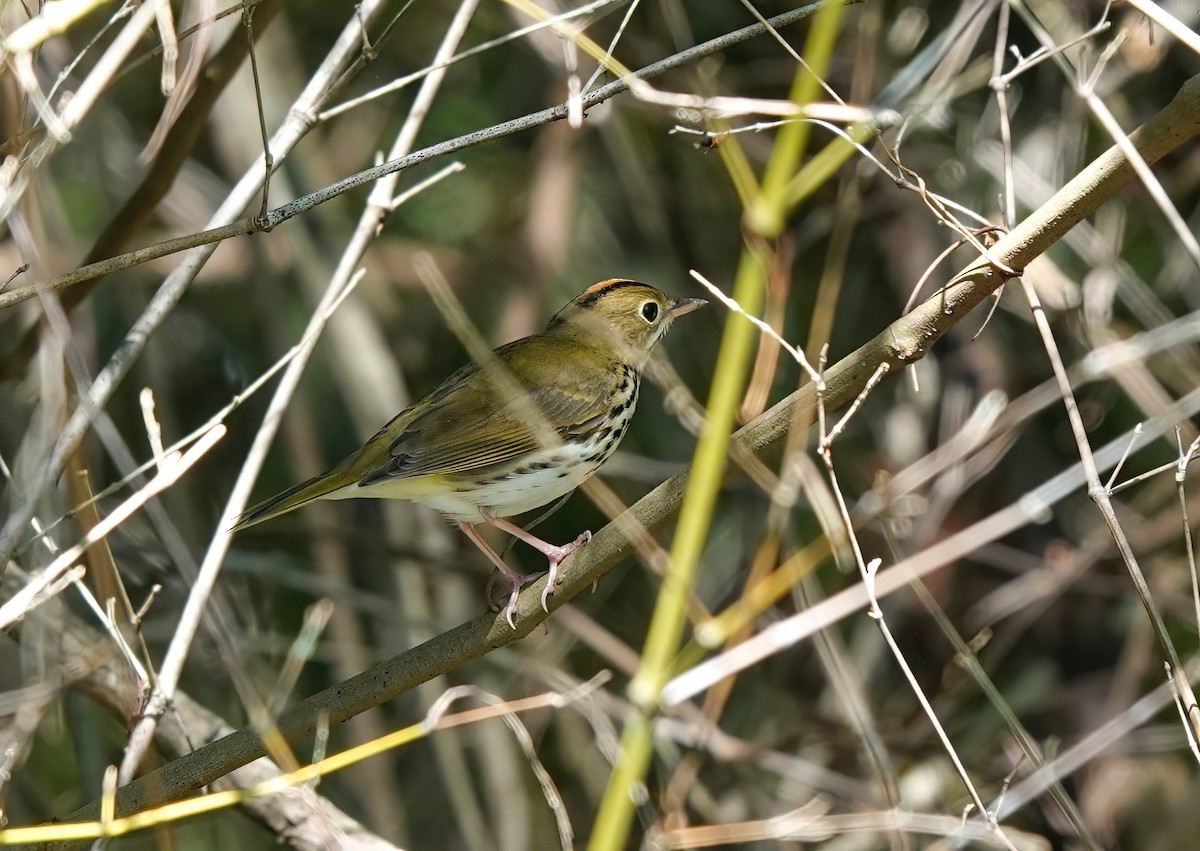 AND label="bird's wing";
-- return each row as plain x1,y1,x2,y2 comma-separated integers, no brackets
355,337,624,485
